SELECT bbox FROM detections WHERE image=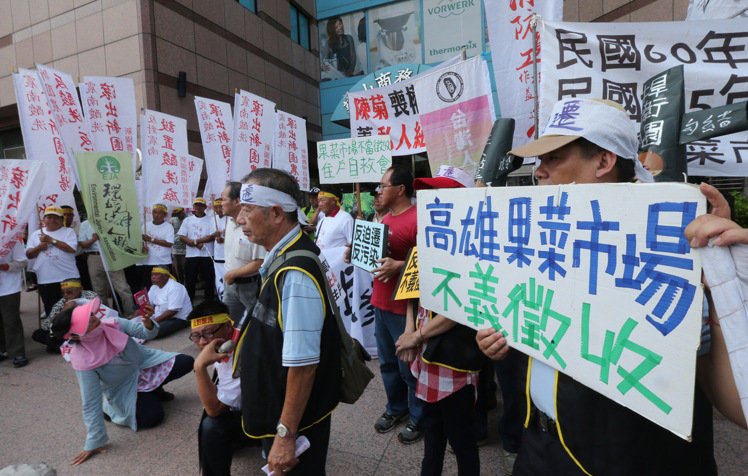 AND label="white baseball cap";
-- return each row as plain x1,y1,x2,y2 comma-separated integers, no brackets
413,165,474,190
